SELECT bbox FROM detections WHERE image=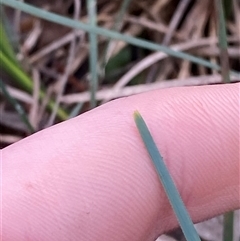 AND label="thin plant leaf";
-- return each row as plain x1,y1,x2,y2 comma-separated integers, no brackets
0,79,35,133
0,50,68,120
87,0,98,108
134,111,201,241
215,1,234,239
1,50,33,92
69,102,84,119
101,0,132,71
0,21,18,65
0,19,68,120
223,211,234,241
215,0,230,83
2,0,240,77
222,0,233,19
